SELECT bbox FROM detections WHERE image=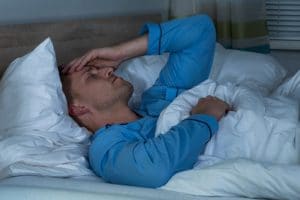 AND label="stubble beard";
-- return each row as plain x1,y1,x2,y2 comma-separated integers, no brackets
95,81,133,111
120,81,134,104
